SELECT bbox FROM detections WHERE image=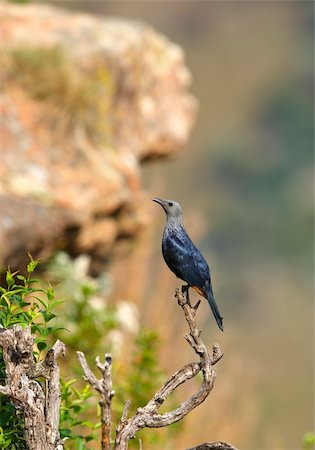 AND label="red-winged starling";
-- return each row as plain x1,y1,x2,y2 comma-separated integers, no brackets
152,197,224,331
